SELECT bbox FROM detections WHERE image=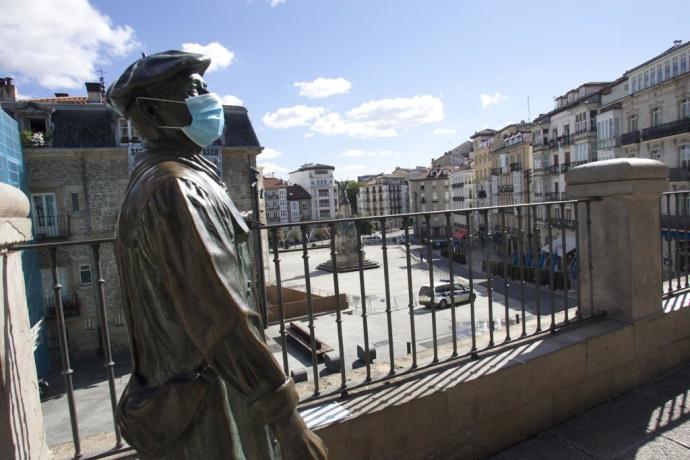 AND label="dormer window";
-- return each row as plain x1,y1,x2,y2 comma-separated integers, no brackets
23,117,47,134
118,118,140,144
